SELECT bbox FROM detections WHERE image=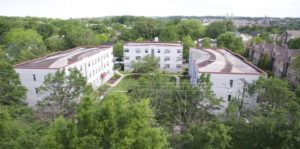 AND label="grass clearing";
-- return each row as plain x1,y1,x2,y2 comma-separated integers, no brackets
112,75,139,92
